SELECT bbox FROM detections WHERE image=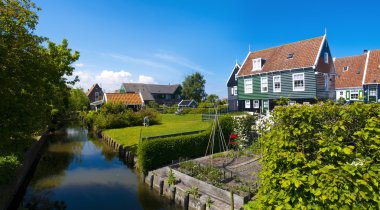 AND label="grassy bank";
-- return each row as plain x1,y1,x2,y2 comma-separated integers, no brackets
103,114,211,149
